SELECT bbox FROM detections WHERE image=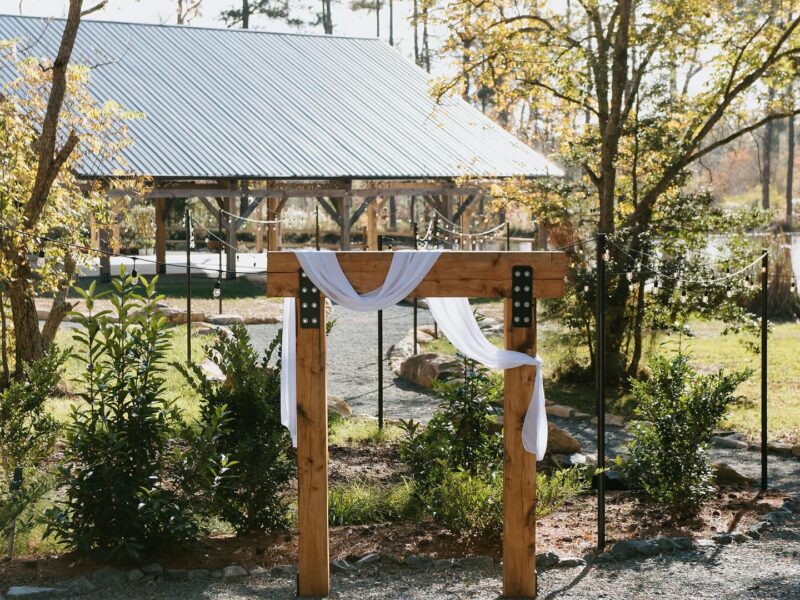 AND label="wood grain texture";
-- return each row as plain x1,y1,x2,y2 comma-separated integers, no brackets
155,198,167,273
503,297,538,599
295,297,330,598
266,251,566,298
